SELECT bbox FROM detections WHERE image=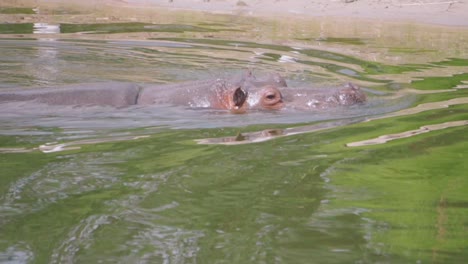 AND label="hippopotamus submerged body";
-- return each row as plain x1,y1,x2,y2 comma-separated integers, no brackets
0,72,366,113
0,82,141,107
